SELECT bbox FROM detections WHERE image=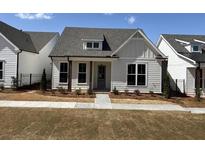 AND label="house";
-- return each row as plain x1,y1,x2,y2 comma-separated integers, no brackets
157,34,205,95
0,21,59,88
49,27,166,93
